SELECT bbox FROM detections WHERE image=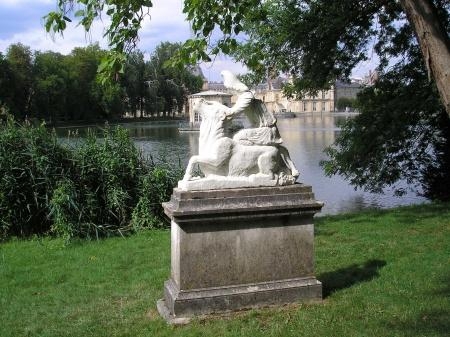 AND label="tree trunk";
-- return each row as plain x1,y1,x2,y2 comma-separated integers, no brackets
399,0,450,116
